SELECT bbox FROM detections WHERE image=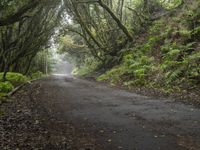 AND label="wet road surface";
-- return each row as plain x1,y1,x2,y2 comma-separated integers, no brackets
33,75,200,150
